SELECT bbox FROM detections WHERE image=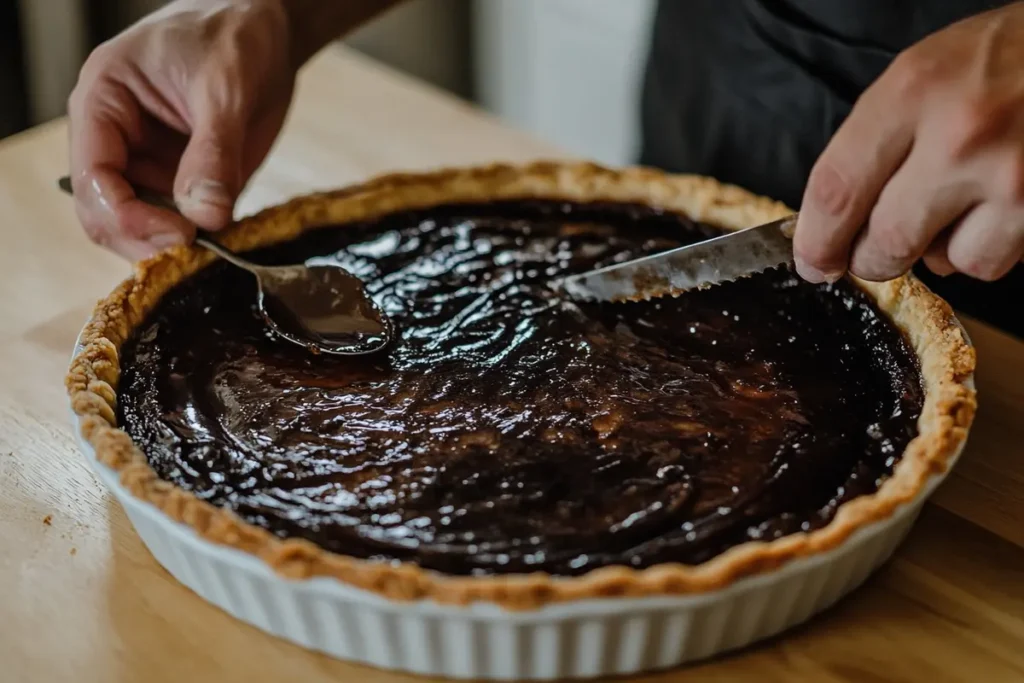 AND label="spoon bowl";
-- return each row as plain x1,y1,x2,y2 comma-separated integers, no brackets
58,176,394,356
255,262,394,355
